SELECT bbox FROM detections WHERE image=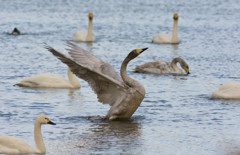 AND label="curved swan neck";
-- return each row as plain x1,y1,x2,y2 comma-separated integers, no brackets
86,19,93,41
172,19,178,43
171,58,183,73
171,58,182,66
120,57,135,87
34,121,46,153
67,68,80,88
121,56,143,90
